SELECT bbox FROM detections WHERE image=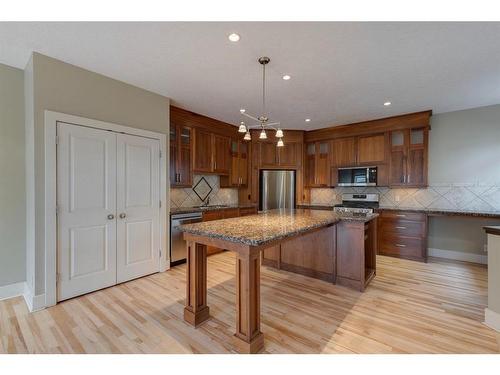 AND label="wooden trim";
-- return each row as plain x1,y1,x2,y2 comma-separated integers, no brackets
305,110,432,142
171,106,238,138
